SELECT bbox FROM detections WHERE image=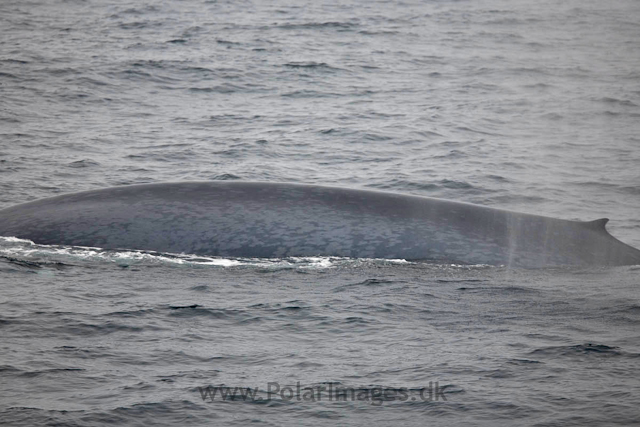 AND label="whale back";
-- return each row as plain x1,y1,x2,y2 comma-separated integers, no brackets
0,182,639,267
